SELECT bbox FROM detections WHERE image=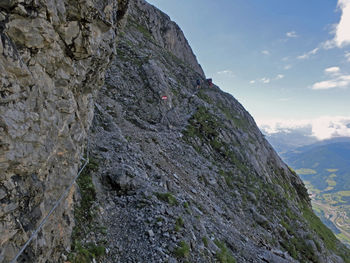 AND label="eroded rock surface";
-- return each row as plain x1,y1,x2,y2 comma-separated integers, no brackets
79,1,350,262
0,0,128,262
